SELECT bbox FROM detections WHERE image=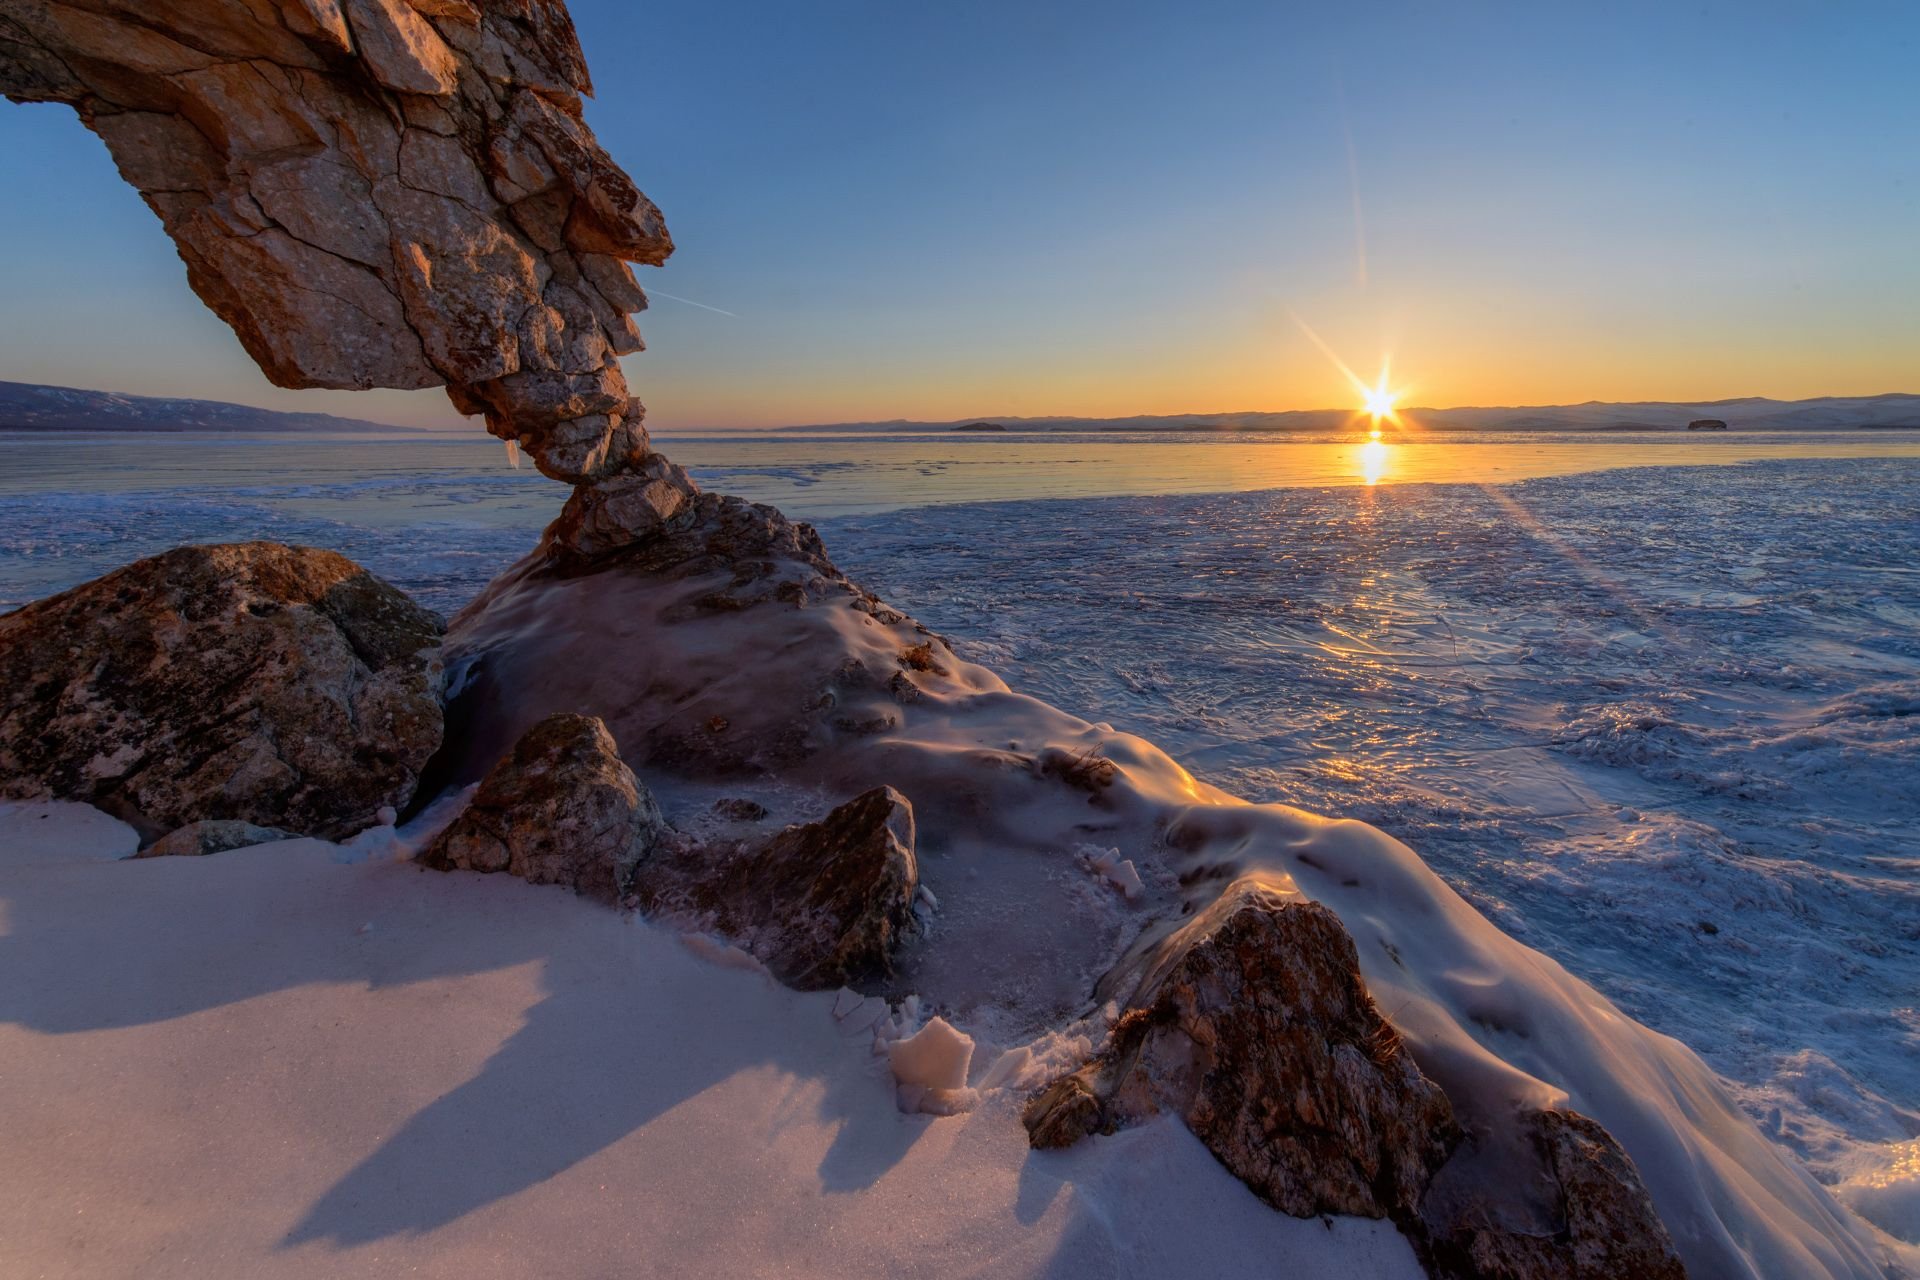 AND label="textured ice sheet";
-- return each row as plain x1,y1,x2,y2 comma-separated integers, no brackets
820,457,1920,1235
